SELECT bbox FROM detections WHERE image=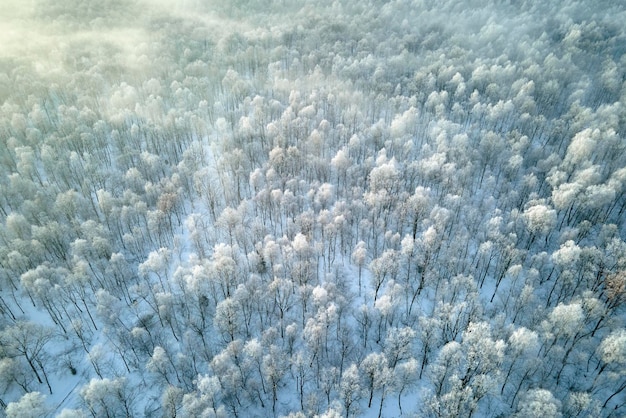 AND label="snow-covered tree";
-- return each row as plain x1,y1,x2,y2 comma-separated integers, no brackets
80,377,136,418
5,392,49,418
0,322,54,394
514,389,562,418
